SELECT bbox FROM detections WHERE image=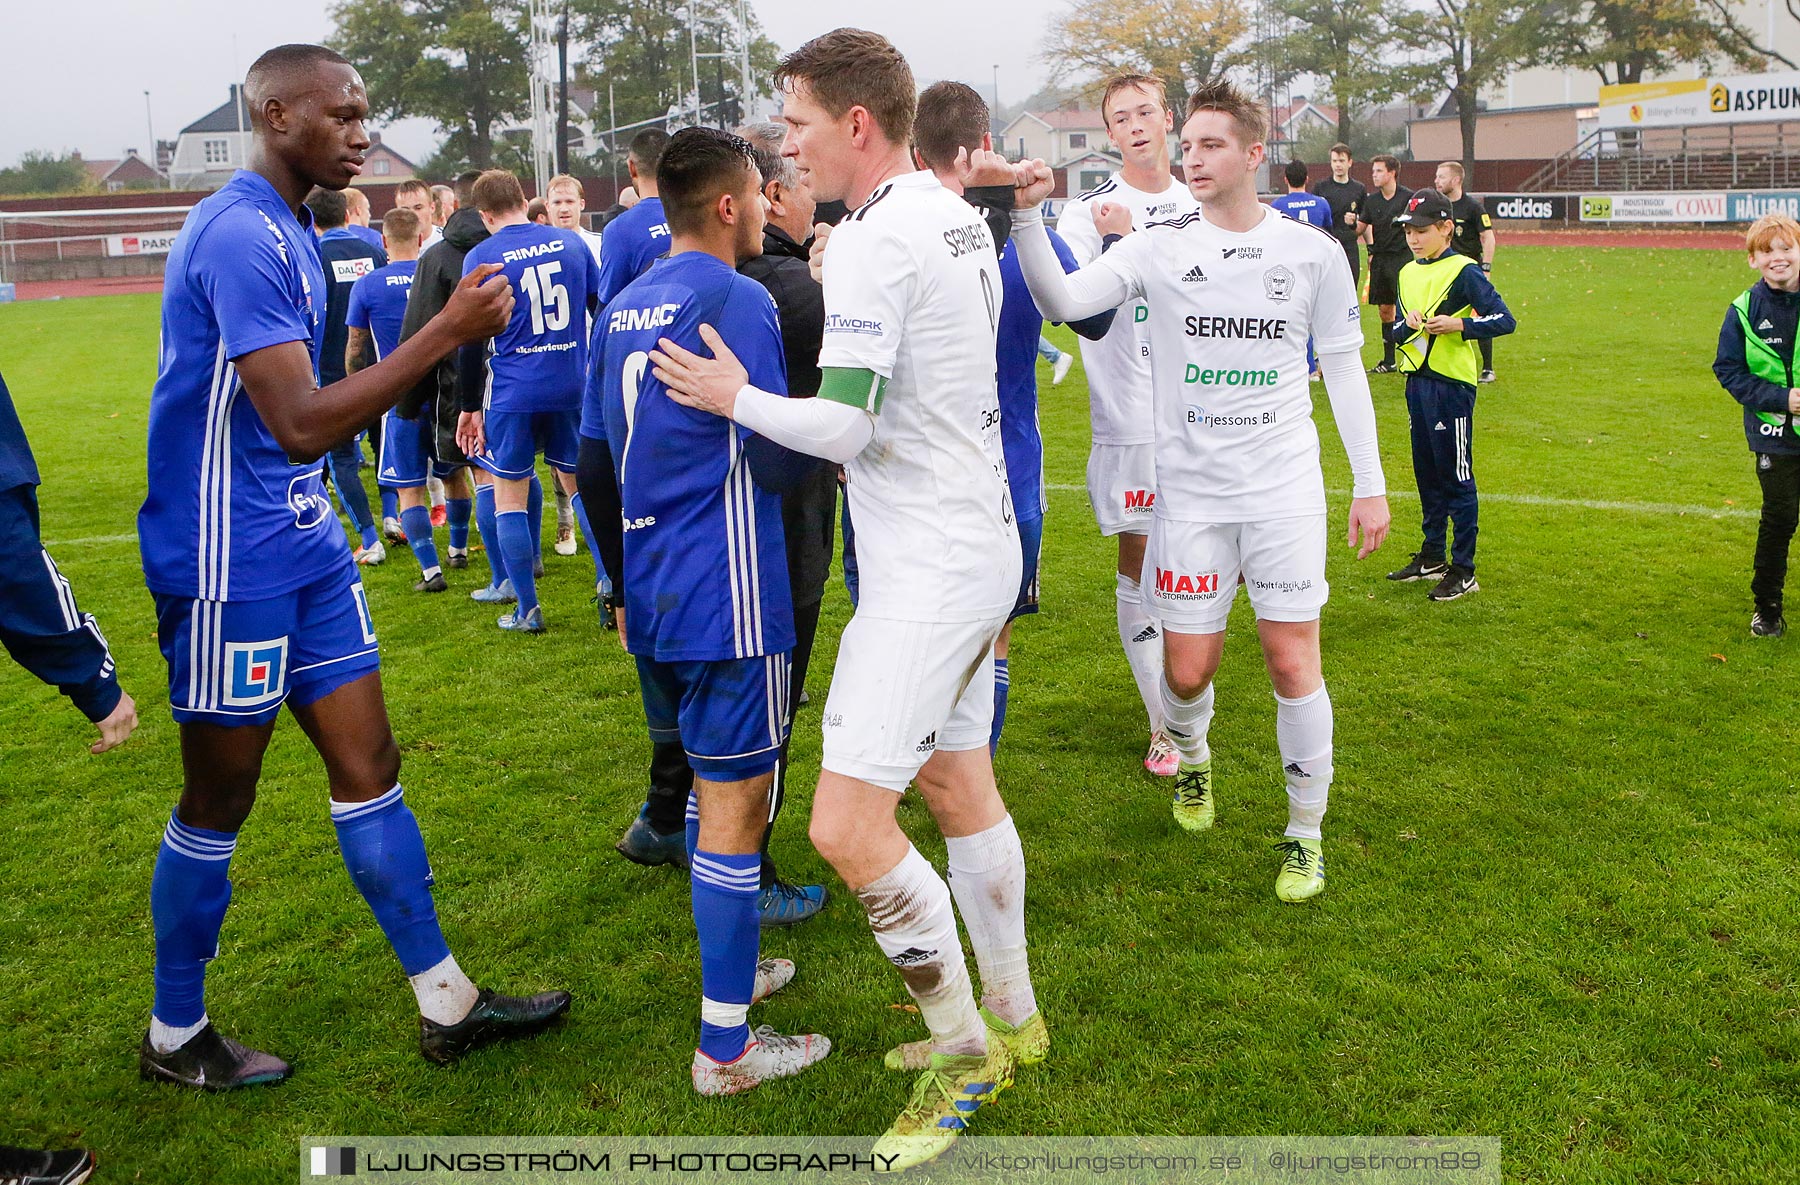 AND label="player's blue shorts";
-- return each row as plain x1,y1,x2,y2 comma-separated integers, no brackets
636,651,791,780
153,554,380,727
378,408,449,489
473,408,579,479
1009,512,1042,621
